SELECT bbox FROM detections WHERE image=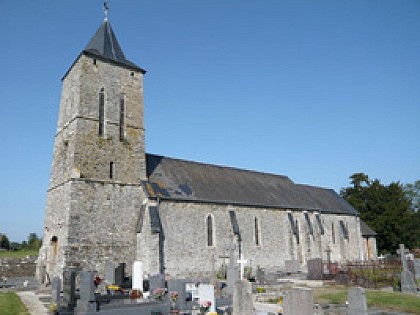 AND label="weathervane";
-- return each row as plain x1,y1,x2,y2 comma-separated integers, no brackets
103,1,109,21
